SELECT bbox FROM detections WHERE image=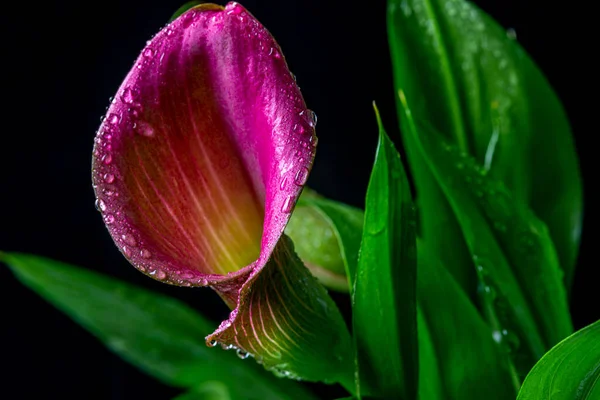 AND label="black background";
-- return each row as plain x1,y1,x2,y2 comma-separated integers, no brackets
1,0,597,399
